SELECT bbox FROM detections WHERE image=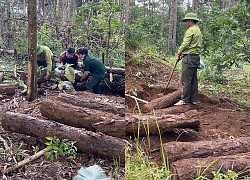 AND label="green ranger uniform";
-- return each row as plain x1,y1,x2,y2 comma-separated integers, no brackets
37,45,53,75
83,54,106,93
178,18,202,103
